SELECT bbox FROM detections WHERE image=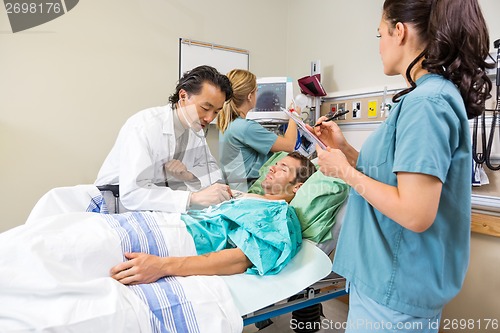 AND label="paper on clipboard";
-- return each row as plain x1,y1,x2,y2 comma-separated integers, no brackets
282,108,327,150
